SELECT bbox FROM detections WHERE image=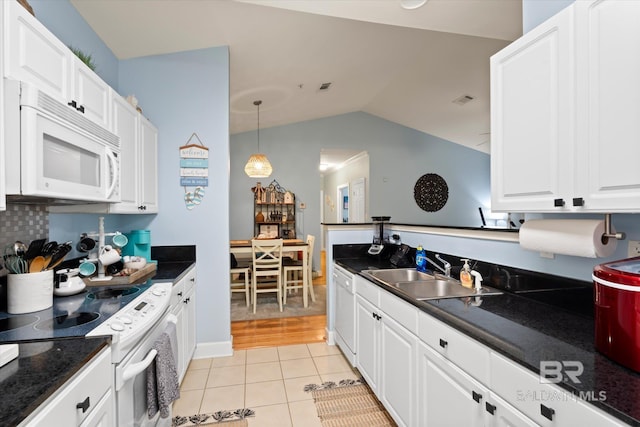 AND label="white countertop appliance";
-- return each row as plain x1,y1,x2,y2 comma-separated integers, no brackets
3,79,121,204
